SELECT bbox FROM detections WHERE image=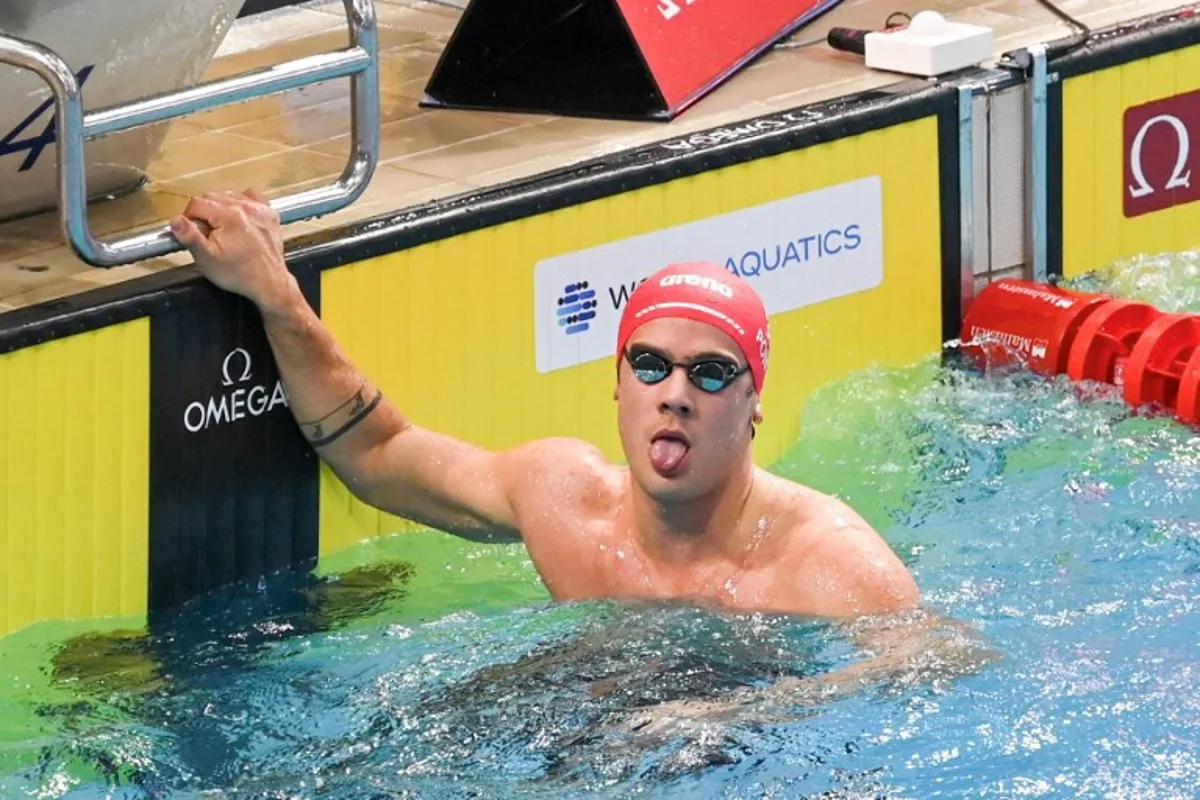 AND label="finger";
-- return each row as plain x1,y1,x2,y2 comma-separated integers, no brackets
199,191,248,218
200,191,239,207
169,216,217,257
237,189,281,226
215,189,259,212
185,216,214,238
184,195,241,227
252,200,281,226
199,195,256,232
236,187,273,212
